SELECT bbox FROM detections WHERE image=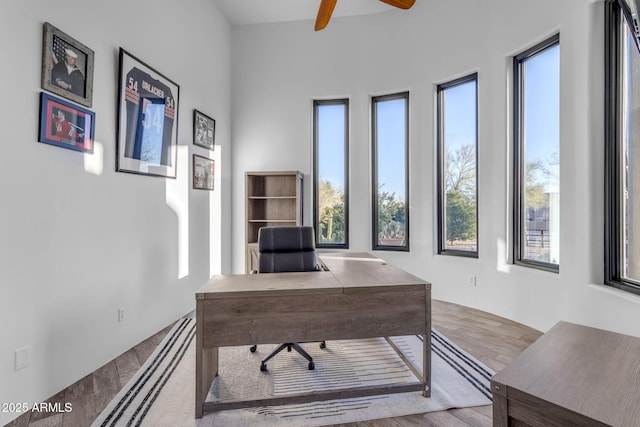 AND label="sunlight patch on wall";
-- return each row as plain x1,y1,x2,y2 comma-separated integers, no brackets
210,145,222,277
166,145,189,279
83,141,103,175
497,237,511,273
